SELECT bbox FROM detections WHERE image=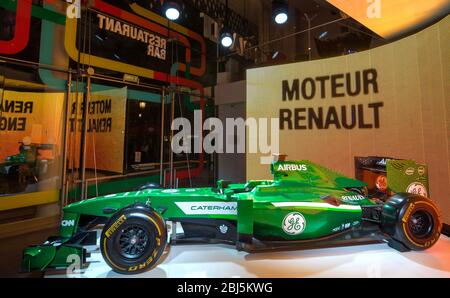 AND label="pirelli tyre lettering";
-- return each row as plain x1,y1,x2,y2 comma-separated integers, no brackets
105,215,127,238
100,205,167,275
382,193,441,251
